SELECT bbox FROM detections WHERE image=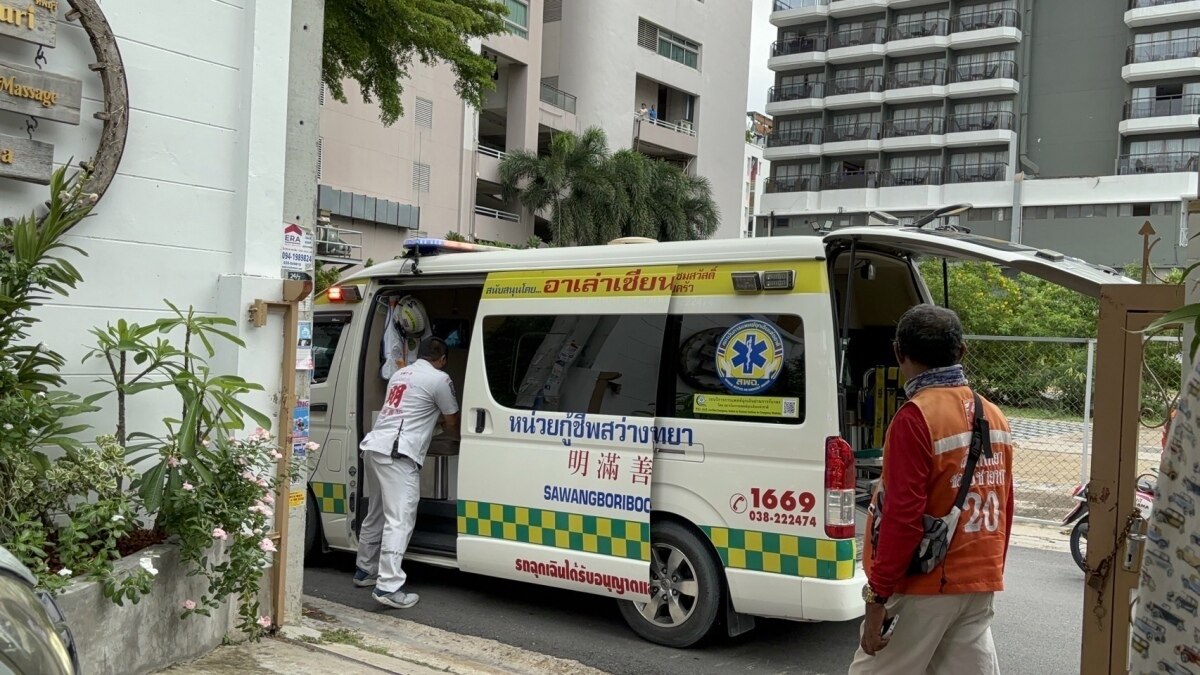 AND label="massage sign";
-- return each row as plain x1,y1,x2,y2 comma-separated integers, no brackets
0,0,85,185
